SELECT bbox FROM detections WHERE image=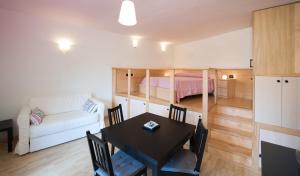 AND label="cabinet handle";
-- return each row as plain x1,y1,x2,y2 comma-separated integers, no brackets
277,80,281,83
166,108,169,111
285,80,289,83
